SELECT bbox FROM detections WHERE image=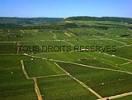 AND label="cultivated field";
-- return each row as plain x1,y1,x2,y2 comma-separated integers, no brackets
0,17,132,100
